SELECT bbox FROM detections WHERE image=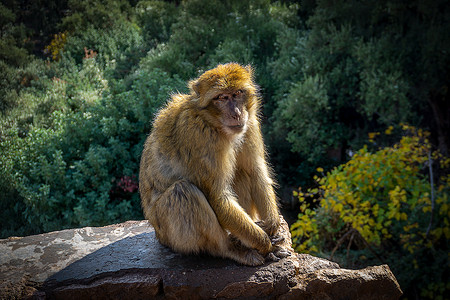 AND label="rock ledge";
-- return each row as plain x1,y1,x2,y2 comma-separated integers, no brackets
0,220,402,299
